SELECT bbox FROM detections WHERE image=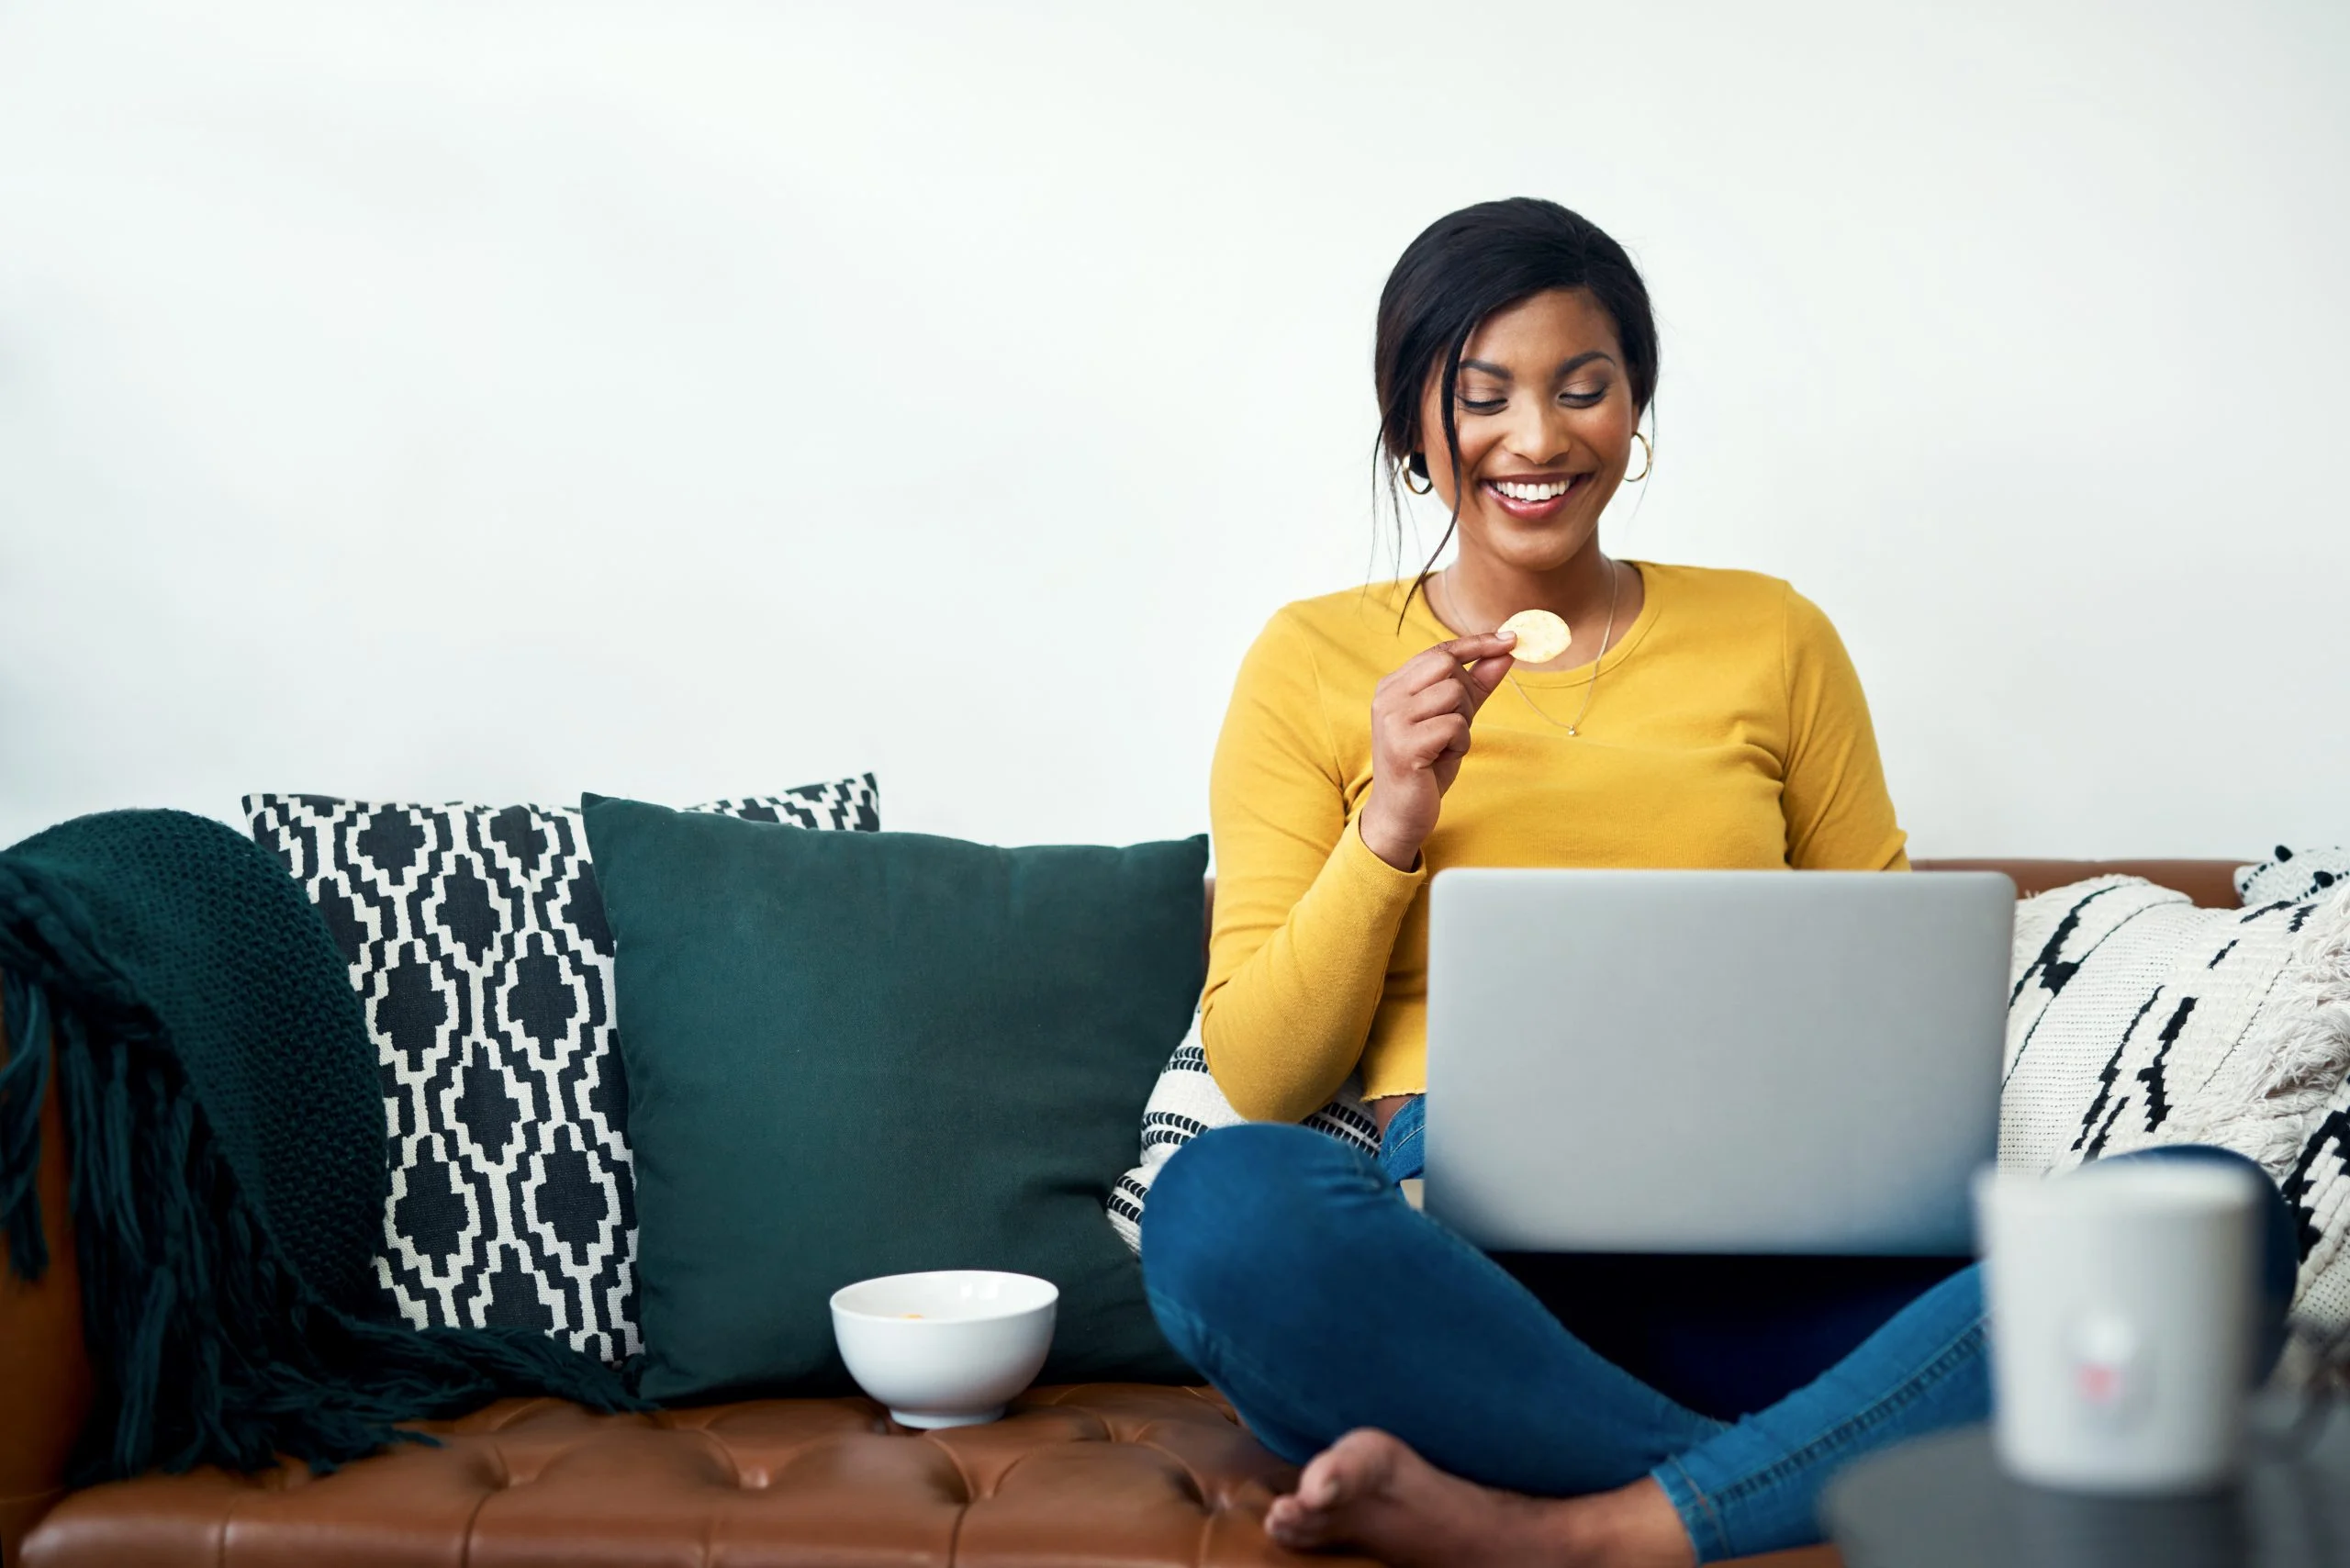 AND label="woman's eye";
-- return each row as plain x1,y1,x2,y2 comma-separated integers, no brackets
1561,385,1608,406
1458,396,1507,414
